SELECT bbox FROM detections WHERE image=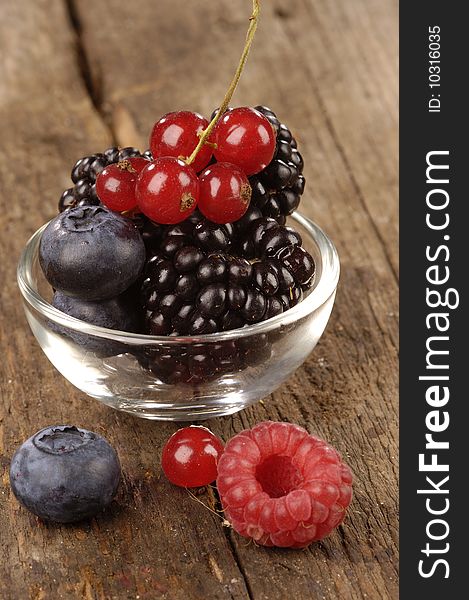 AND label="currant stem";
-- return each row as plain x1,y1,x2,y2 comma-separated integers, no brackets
185,0,260,166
